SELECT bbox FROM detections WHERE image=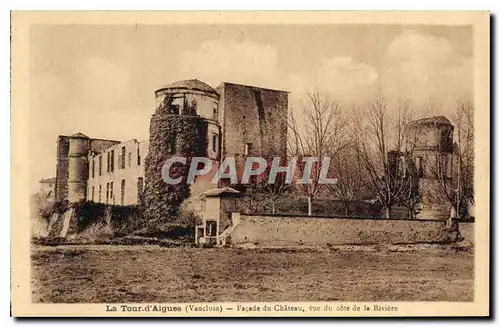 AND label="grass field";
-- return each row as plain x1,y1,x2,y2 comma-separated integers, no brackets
31,245,474,303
